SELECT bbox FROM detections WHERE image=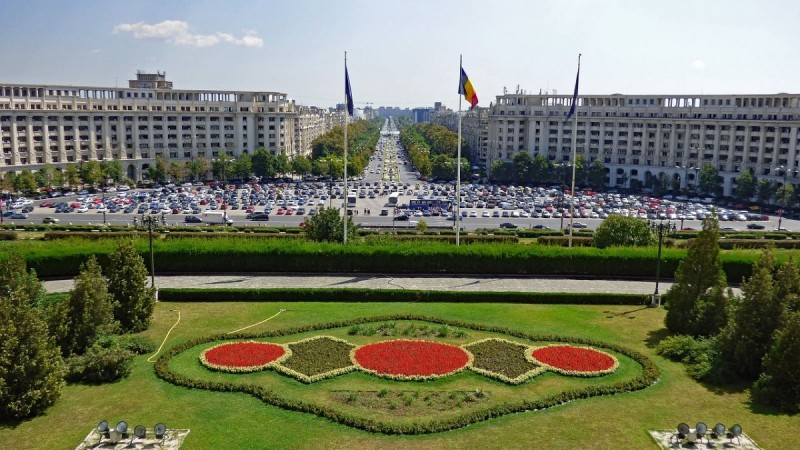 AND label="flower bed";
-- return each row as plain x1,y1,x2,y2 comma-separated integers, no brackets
527,344,618,376
200,341,290,373
275,336,356,383
464,338,545,384
350,339,473,381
